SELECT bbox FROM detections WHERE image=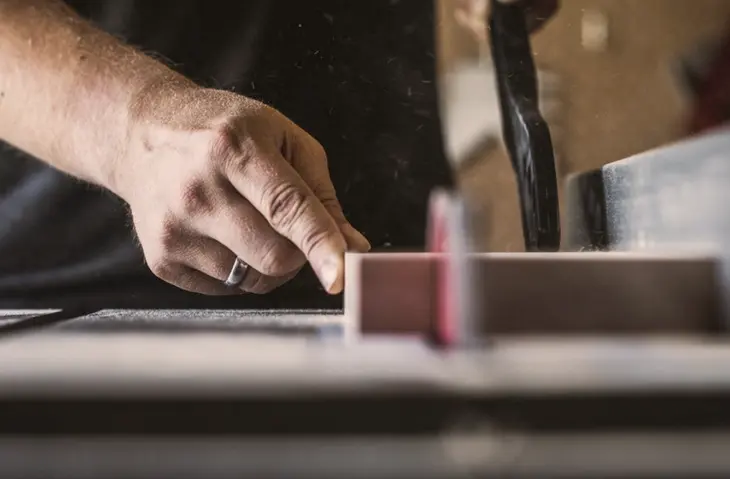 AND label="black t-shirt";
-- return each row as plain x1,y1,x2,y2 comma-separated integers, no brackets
0,0,451,309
